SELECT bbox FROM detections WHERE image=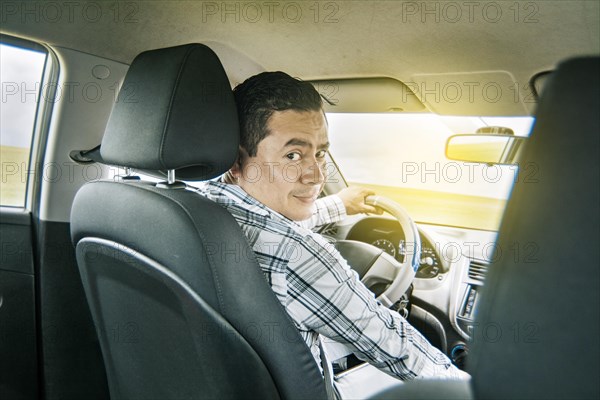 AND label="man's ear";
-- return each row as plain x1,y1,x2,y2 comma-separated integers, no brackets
229,146,249,178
